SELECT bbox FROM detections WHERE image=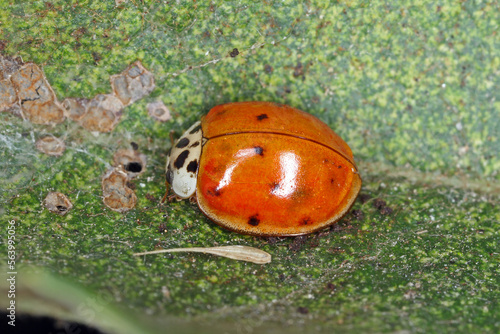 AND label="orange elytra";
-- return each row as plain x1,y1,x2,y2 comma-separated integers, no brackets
166,102,361,237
